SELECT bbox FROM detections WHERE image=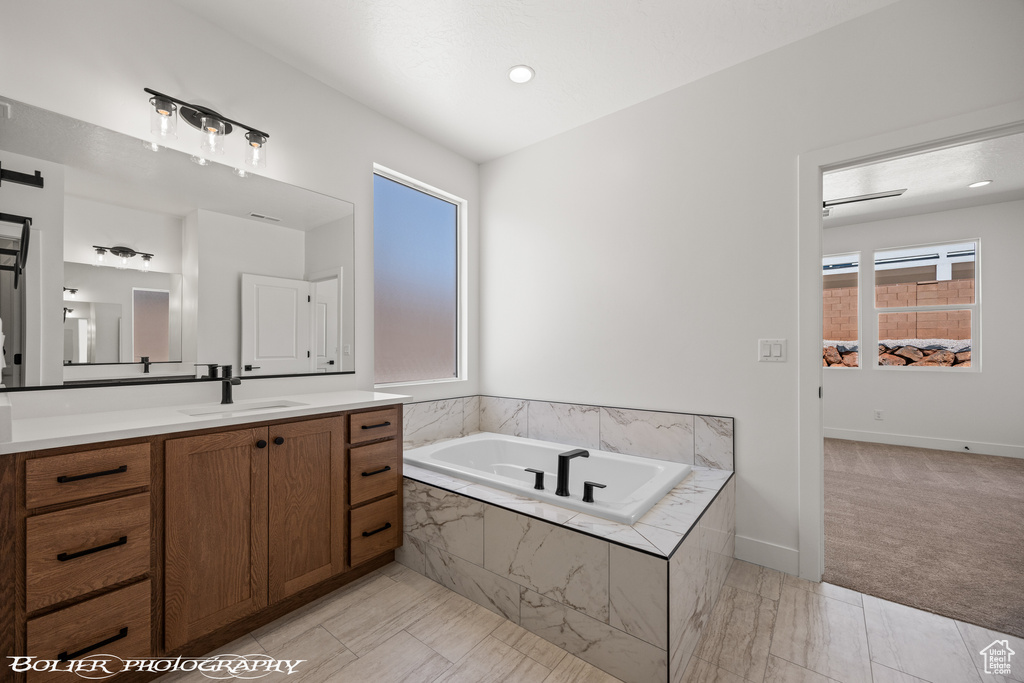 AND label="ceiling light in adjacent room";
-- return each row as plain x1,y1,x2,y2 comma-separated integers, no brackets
968,180,992,188
508,65,535,84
